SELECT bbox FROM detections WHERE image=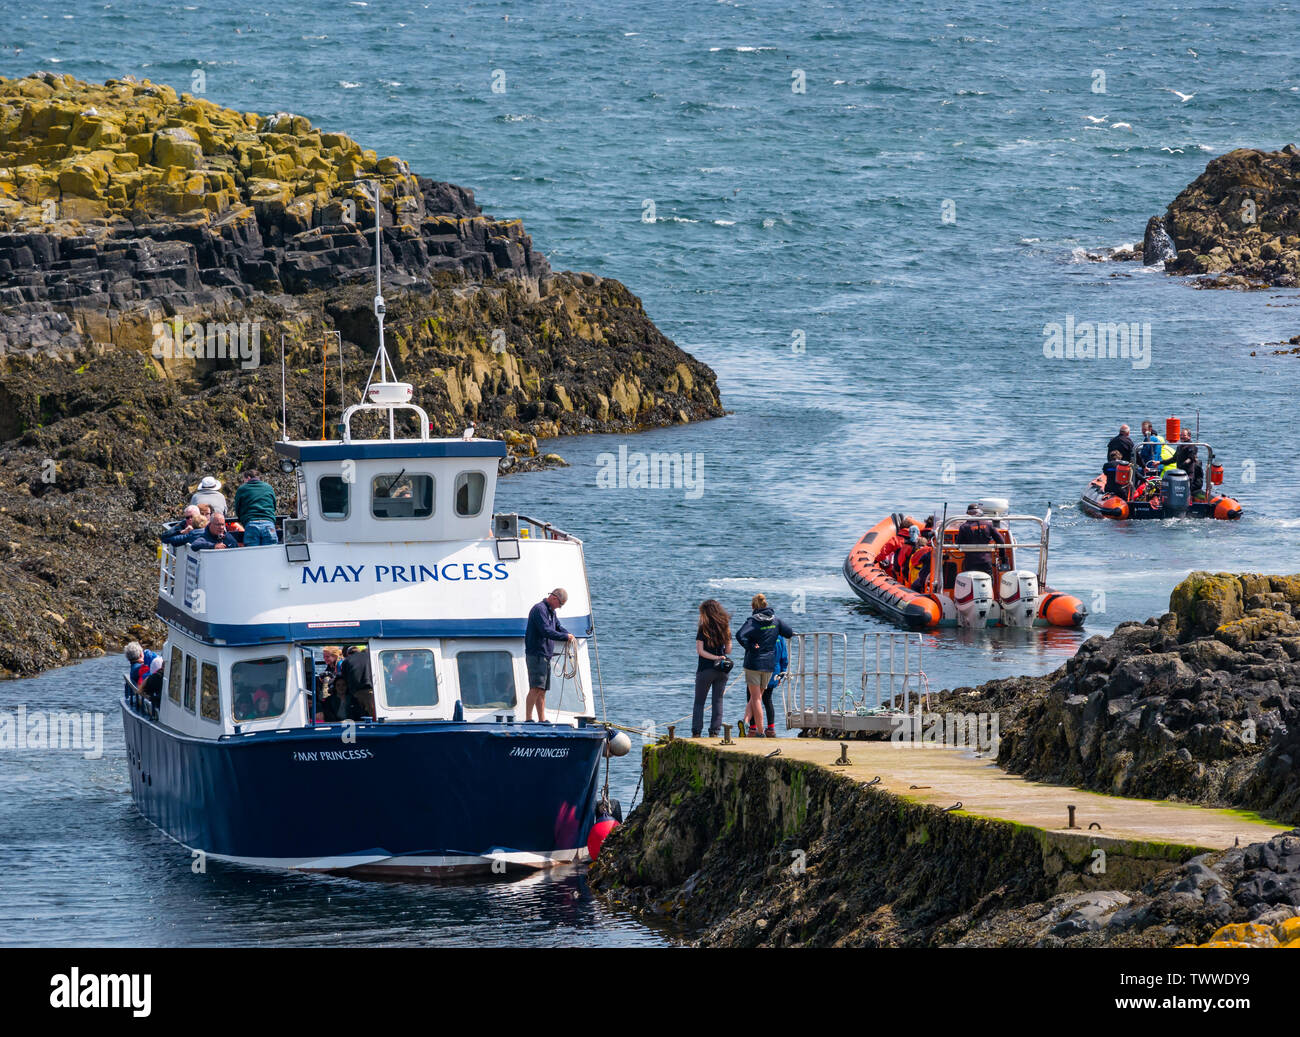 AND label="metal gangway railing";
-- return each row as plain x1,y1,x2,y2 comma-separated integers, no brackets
783,632,926,737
